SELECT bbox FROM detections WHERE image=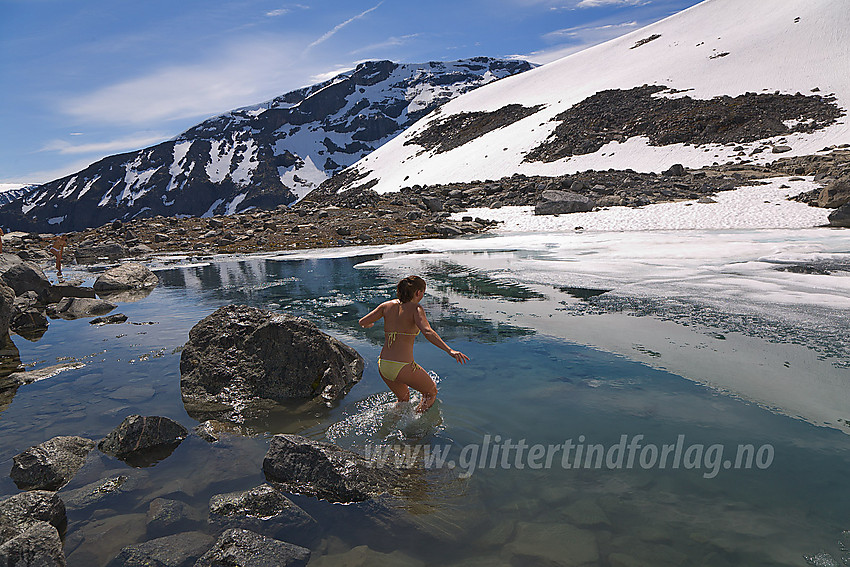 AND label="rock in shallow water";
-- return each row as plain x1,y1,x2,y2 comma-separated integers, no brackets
180,305,363,421
93,262,159,293
106,531,214,567
209,484,317,545
48,297,116,320
98,415,188,467
195,528,310,567
10,436,96,491
262,434,401,504
0,520,66,567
